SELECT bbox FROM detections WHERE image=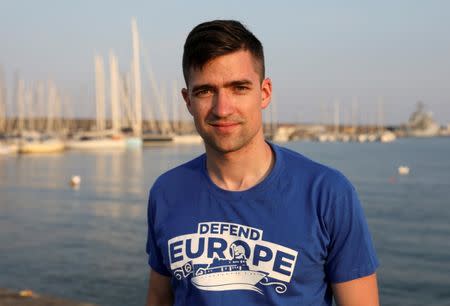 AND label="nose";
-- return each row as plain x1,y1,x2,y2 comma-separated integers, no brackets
212,89,234,118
